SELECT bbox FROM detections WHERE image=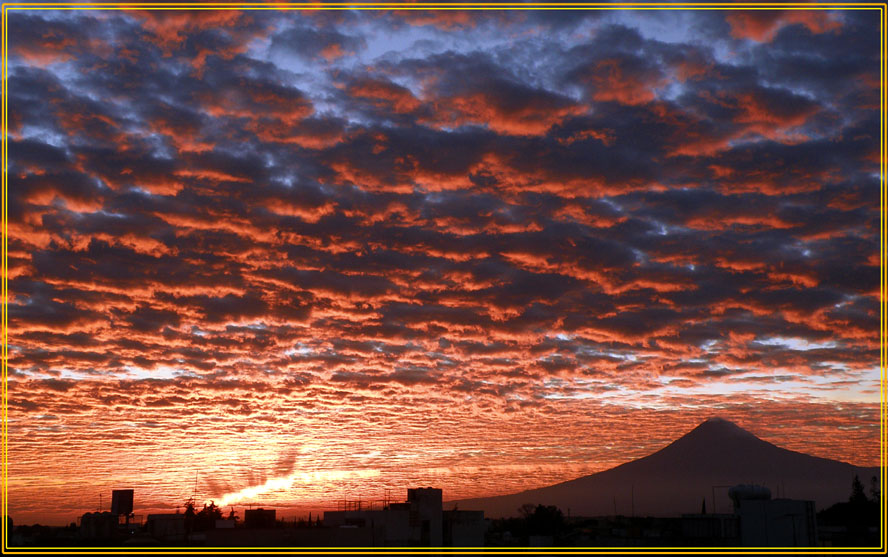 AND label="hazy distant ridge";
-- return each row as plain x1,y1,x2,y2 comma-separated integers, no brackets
450,418,880,518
